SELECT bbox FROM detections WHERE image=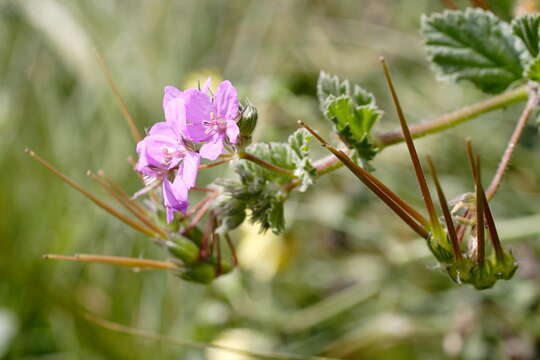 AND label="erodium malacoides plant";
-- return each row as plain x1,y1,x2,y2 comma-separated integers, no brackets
28,7,540,289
